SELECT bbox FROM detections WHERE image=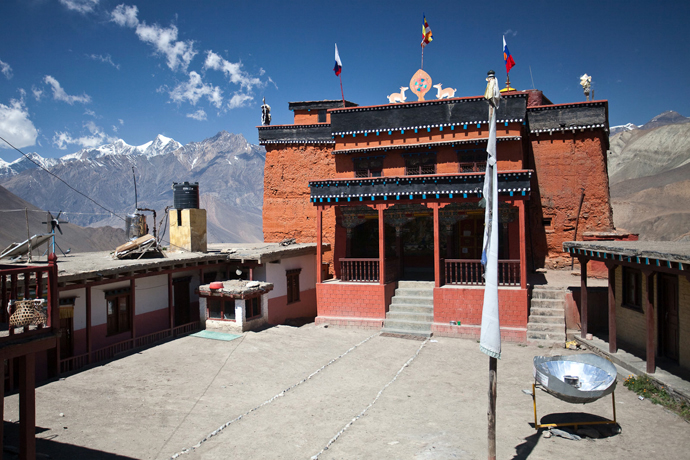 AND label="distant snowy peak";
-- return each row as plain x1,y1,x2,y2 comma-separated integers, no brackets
60,134,181,162
609,123,640,136
0,152,57,176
